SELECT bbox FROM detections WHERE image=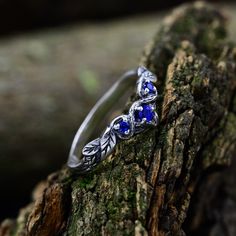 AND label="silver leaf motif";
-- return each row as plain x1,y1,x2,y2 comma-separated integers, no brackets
82,138,100,156
100,127,116,158
137,66,147,77
68,66,159,173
